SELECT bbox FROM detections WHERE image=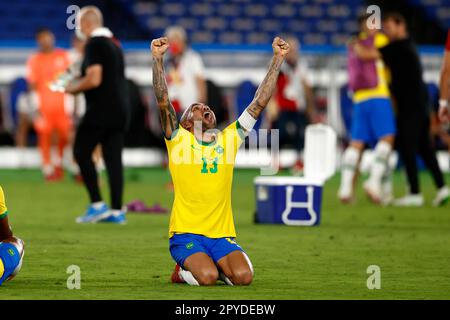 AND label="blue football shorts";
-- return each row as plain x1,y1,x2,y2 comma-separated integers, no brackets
169,233,244,268
351,98,396,143
0,242,21,285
